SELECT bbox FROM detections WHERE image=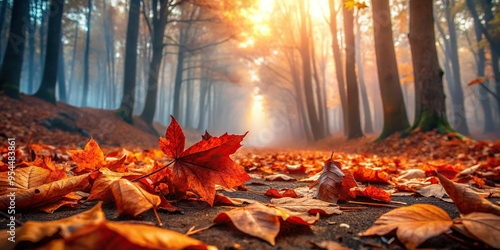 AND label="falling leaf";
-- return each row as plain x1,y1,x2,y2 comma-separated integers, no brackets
353,185,391,203
265,188,299,198
110,178,161,217
436,171,500,216
214,202,318,245
0,202,105,250
467,77,485,86
270,197,342,215
159,116,250,206
359,204,453,249
264,174,296,181
67,138,106,173
0,173,90,211
458,212,500,248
